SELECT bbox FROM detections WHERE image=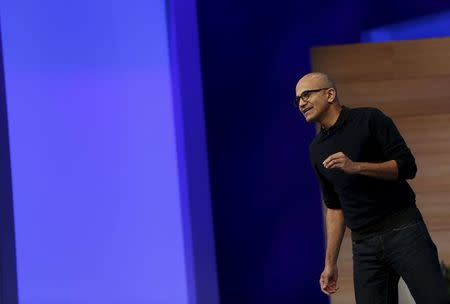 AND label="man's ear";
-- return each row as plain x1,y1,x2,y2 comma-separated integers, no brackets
327,88,337,103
